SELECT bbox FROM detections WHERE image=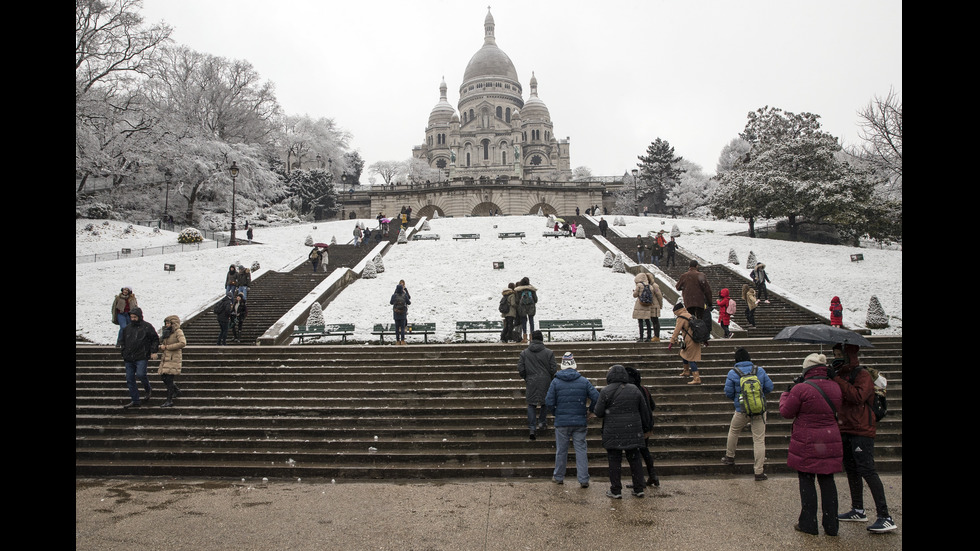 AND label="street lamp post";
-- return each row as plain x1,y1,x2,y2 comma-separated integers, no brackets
163,170,172,223
631,168,640,215
229,161,239,246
